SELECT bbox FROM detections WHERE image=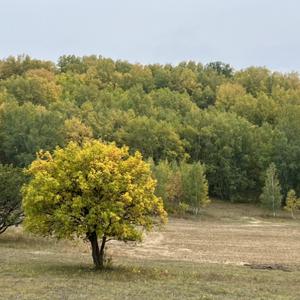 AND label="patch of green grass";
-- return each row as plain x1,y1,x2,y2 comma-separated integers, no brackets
1,230,300,300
